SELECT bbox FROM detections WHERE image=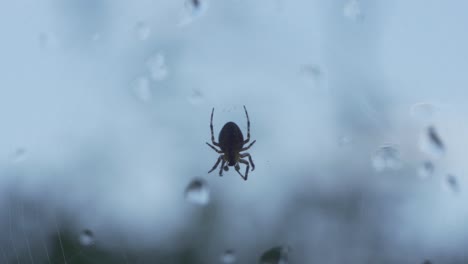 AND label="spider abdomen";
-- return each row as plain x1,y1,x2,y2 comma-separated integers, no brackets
218,122,244,152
